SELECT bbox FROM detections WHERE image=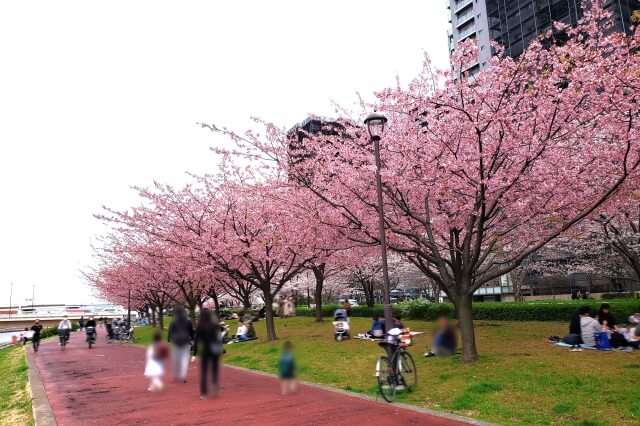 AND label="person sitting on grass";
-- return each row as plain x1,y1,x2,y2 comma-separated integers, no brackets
392,314,404,329
246,321,256,339
597,303,618,331
562,308,584,348
278,341,297,395
628,324,640,349
234,321,249,342
366,313,385,338
424,315,457,358
220,321,230,342
578,306,602,350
